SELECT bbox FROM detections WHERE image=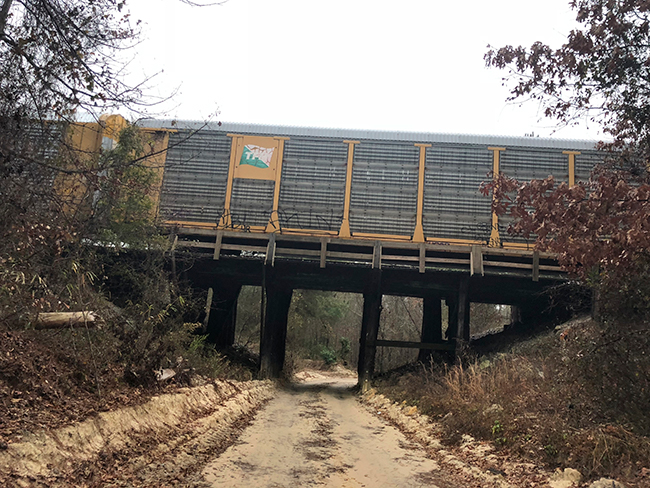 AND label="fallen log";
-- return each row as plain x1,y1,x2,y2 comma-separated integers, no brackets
35,312,96,329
